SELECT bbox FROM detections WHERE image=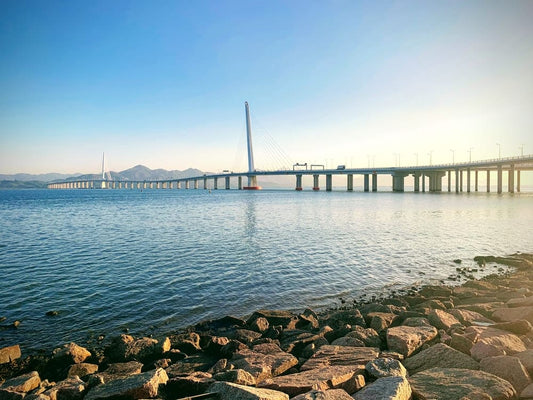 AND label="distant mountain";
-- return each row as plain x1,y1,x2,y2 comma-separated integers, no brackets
0,173,76,182
0,180,48,189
